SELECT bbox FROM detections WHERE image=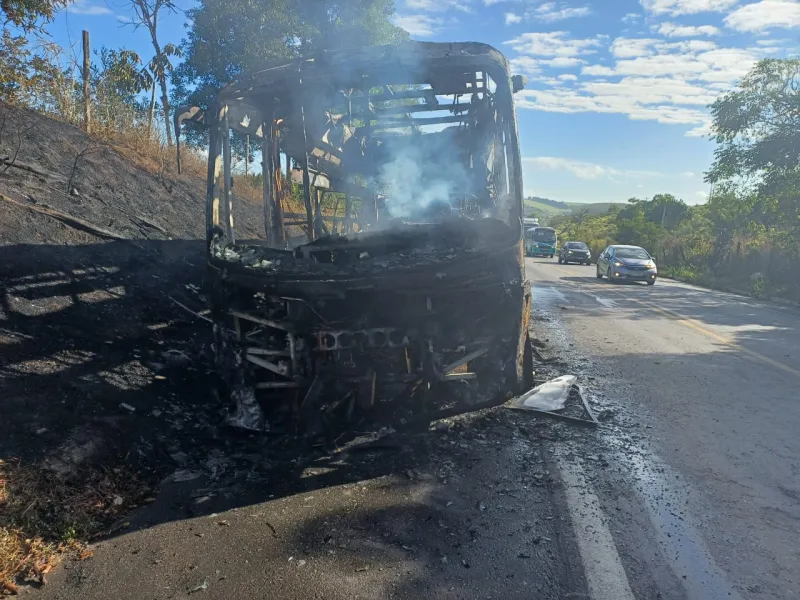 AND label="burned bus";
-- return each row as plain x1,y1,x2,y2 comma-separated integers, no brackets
176,42,533,433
